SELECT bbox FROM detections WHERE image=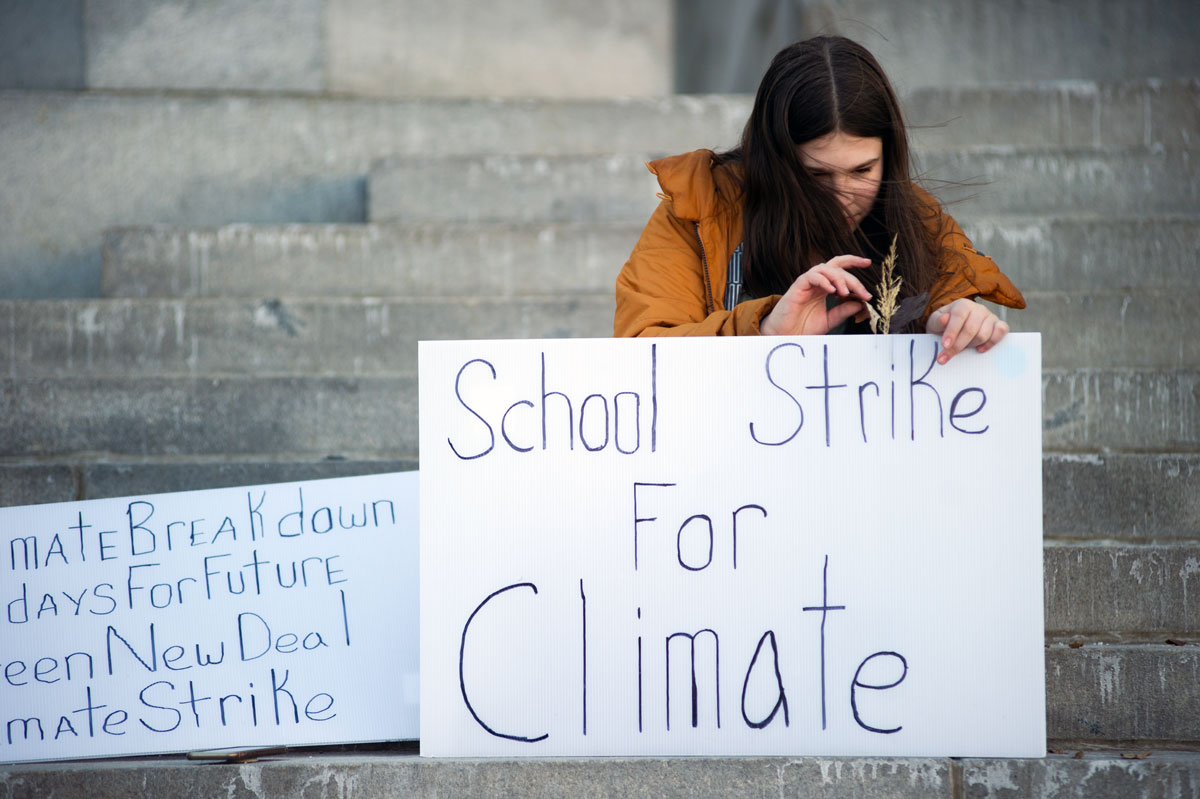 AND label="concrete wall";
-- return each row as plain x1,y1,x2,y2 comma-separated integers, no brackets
327,0,672,97
84,0,325,92
676,0,1200,93
0,0,673,97
0,0,85,89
